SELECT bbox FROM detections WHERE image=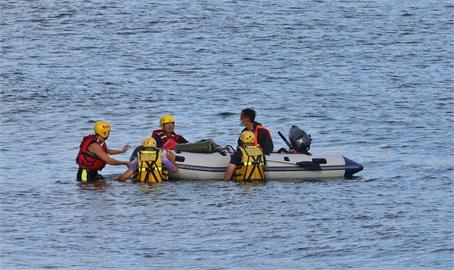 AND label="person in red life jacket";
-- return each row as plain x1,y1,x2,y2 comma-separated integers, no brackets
237,108,274,154
151,115,188,149
76,120,130,182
